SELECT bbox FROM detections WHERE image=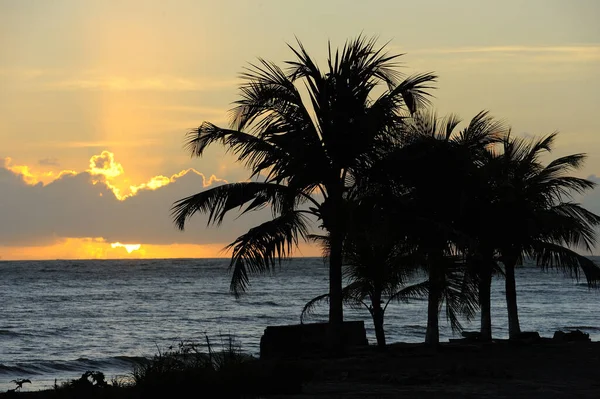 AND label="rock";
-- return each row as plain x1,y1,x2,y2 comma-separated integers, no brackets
461,331,482,341
553,329,590,342
260,321,368,359
513,331,541,342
